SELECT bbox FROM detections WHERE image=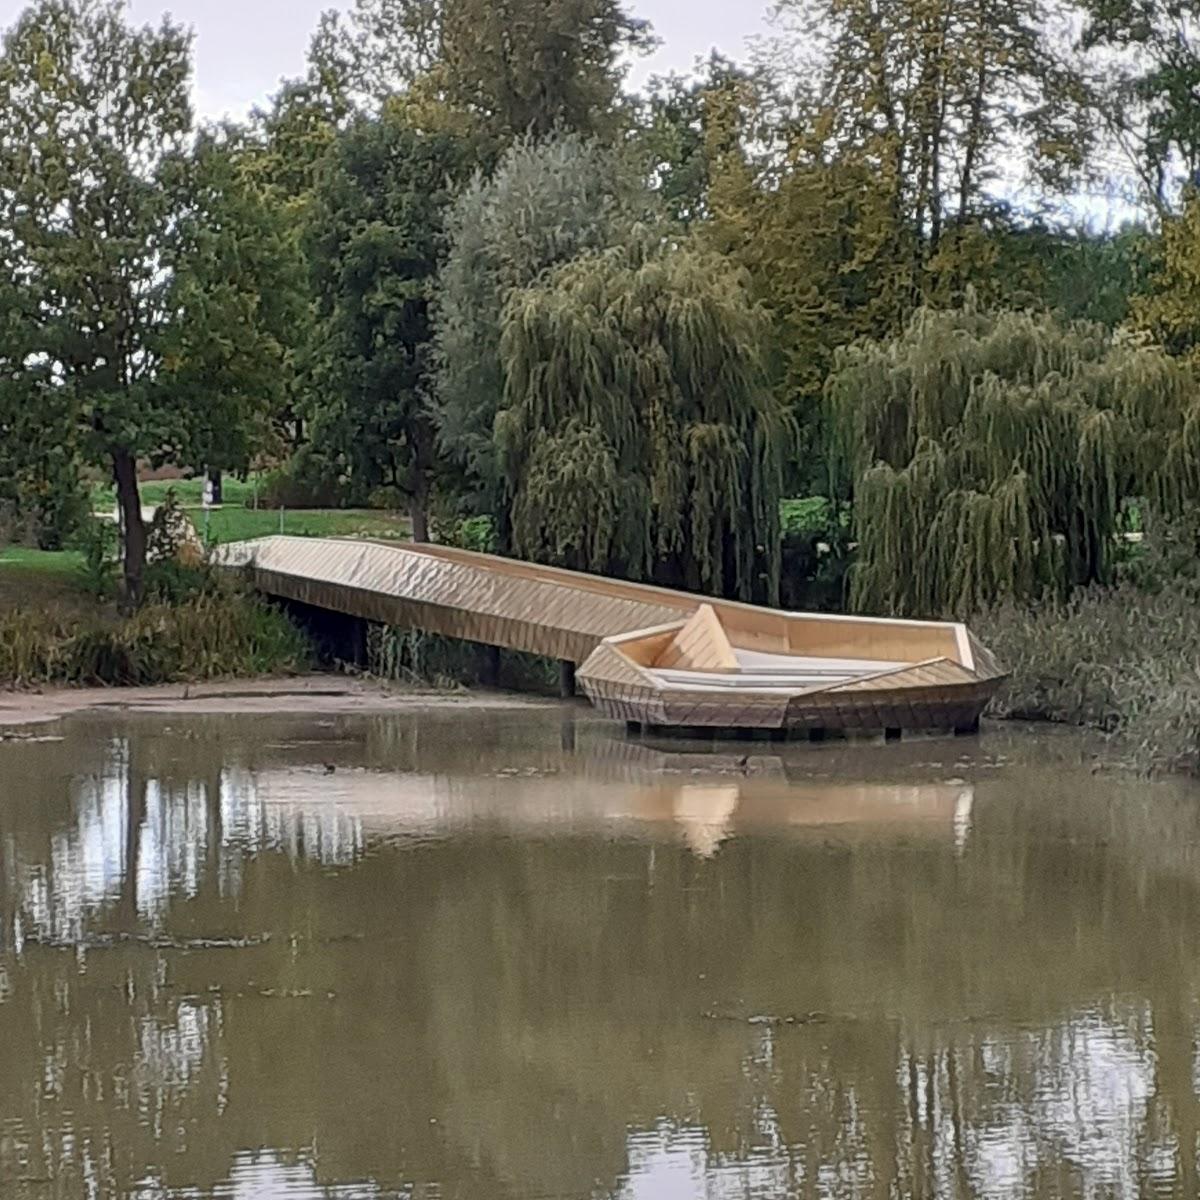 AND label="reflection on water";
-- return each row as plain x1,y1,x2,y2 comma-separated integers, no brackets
1,710,1200,1198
